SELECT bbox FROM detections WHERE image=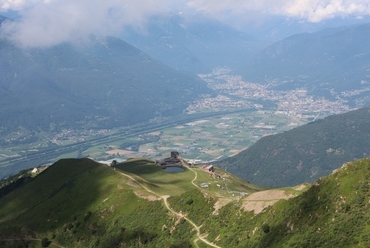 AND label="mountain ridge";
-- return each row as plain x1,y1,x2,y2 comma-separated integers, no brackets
0,157,264,247
1,156,370,247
